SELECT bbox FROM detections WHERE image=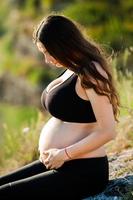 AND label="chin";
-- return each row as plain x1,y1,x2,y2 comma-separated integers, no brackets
56,65,63,68
48,61,63,68
53,63,63,67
